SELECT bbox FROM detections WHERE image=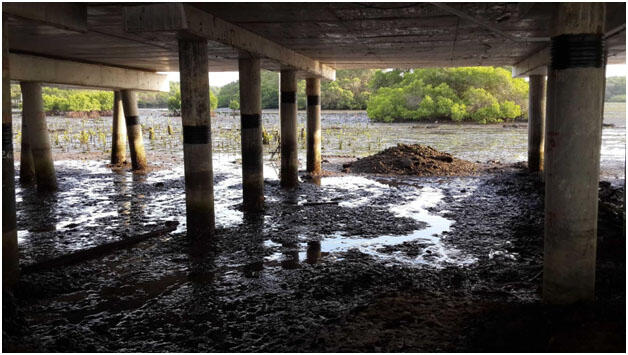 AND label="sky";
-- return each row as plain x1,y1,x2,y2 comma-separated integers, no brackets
162,64,627,88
